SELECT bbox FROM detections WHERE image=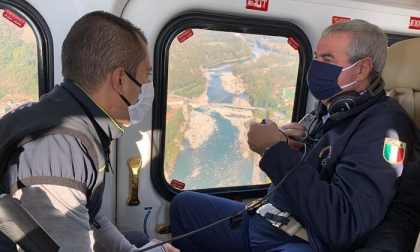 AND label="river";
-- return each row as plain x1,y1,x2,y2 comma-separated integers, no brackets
169,45,268,190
